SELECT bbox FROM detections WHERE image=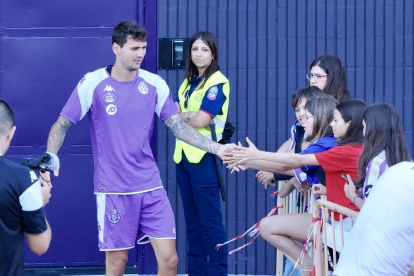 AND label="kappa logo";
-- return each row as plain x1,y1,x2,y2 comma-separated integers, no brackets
103,92,116,103
109,210,120,224
138,81,148,94
103,85,115,92
29,171,38,183
106,104,117,115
